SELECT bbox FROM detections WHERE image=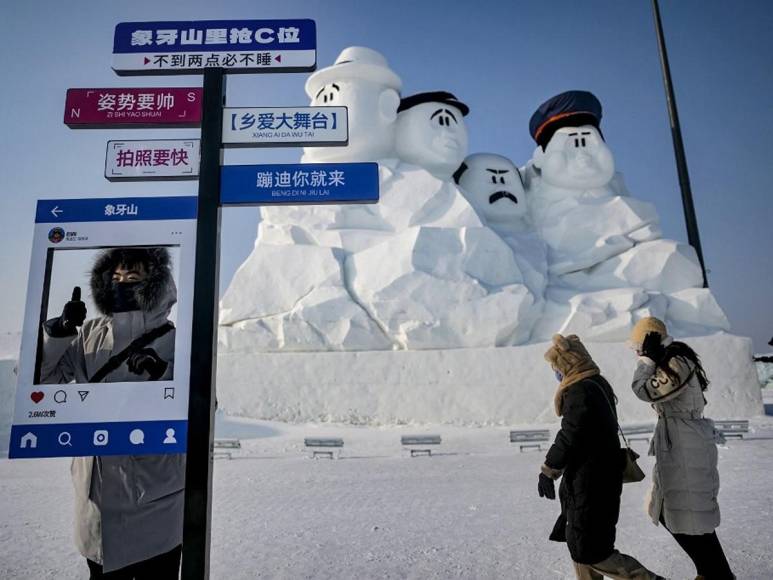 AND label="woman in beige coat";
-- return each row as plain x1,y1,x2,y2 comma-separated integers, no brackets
629,317,733,580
